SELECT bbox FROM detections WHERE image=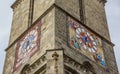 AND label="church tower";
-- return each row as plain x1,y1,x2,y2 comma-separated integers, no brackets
3,0,118,74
